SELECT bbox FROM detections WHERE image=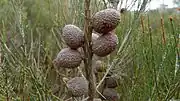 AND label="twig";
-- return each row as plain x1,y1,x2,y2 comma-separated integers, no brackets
83,0,95,101
77,67,86,79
